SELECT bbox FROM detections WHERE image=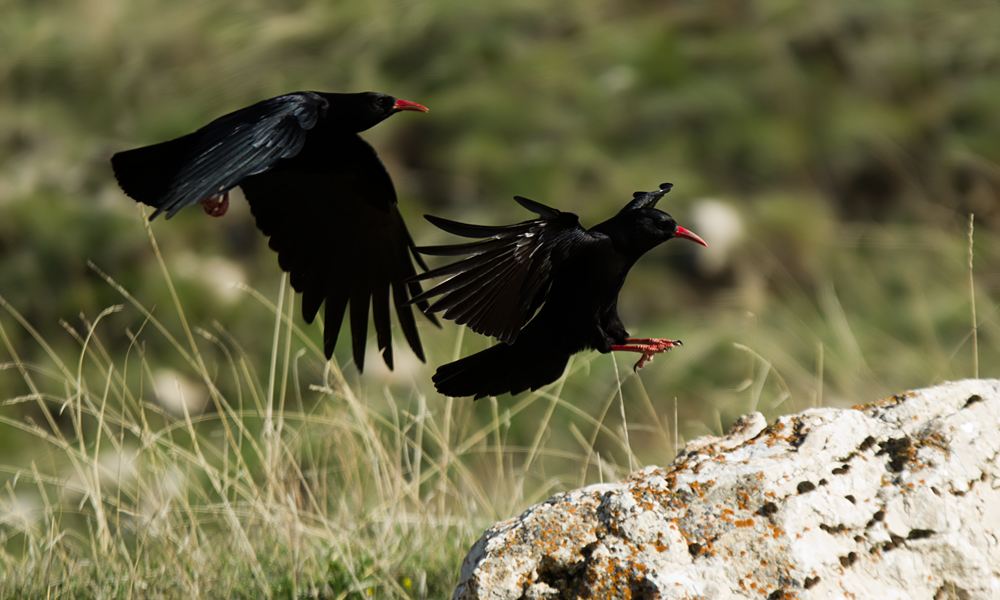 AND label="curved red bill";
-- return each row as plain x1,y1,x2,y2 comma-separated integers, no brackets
394,99,429,113
674,226,707,246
